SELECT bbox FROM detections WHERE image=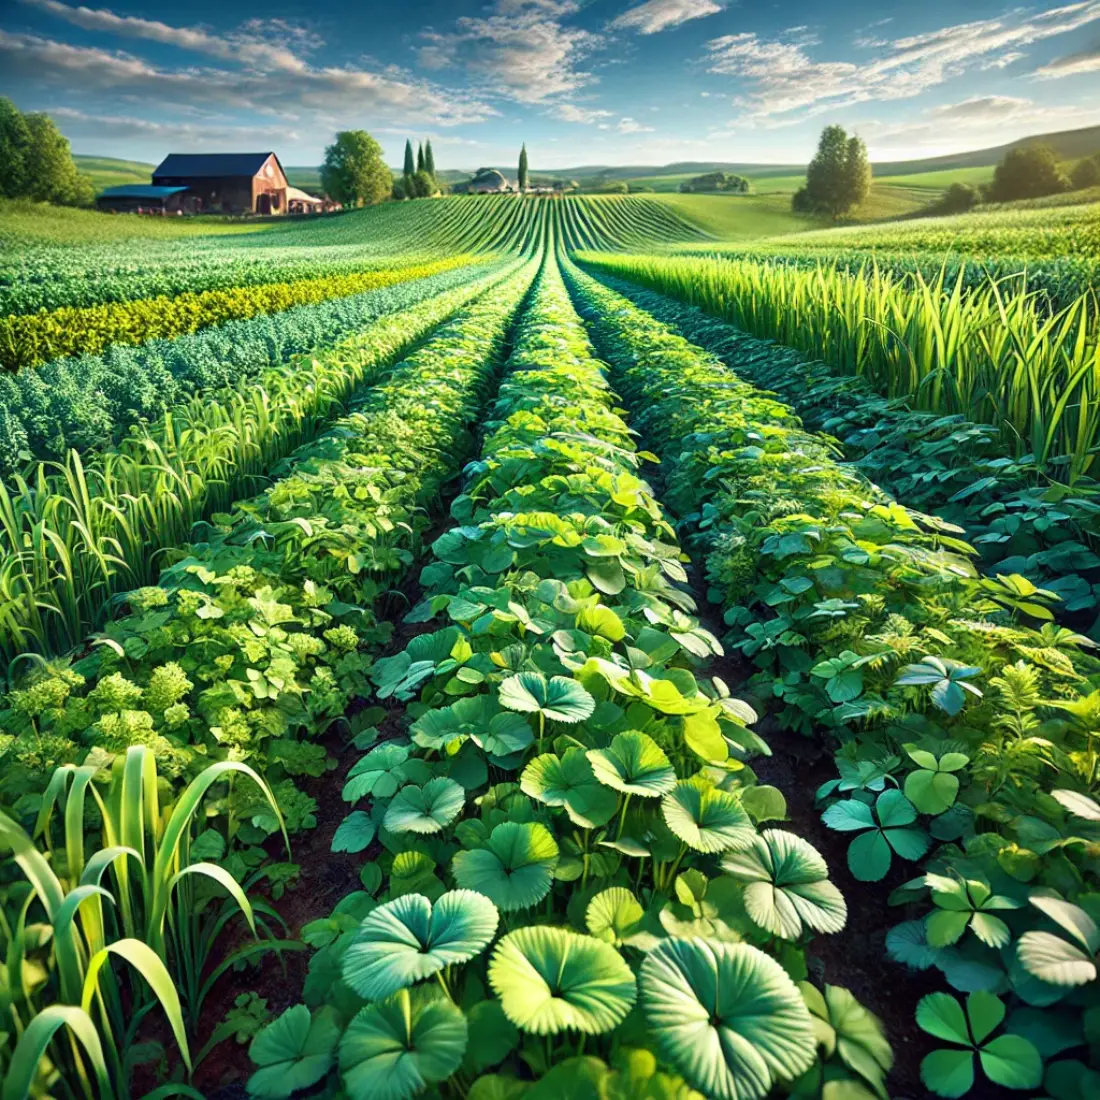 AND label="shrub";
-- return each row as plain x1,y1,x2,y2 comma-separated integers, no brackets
1070,154,1100,190
938,182,982,213
989,143,1070,202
